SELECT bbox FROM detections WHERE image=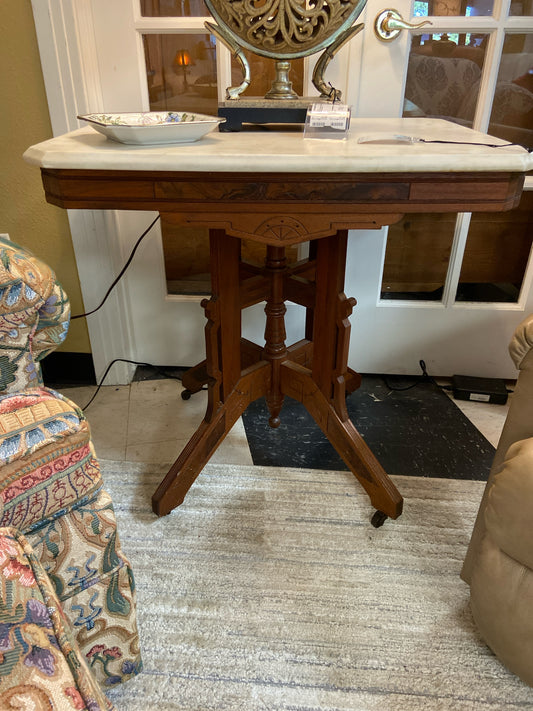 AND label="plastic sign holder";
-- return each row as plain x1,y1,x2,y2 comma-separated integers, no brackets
304,103,351,140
